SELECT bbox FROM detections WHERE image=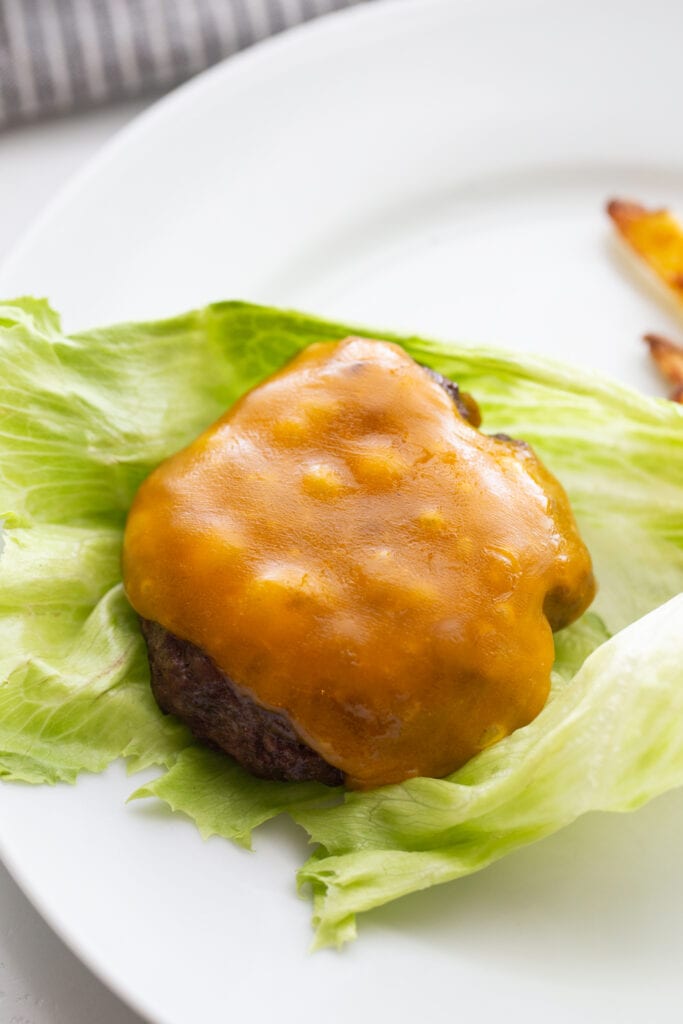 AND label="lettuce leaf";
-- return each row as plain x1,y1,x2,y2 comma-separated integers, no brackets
295,595,683,947
129,746,338,849
1,298,682,945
